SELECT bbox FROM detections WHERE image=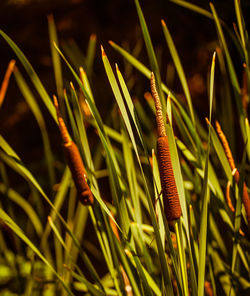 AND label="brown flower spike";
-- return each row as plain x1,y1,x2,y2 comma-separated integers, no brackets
53,95,93,205
150,73,182,221
216,121,250,226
